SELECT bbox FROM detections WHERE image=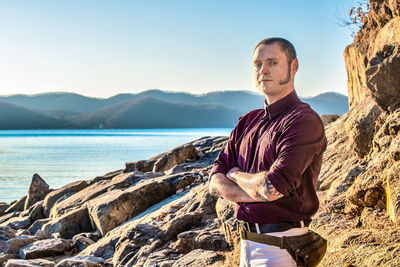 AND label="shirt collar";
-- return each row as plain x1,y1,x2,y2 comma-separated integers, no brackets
262,90,300,121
